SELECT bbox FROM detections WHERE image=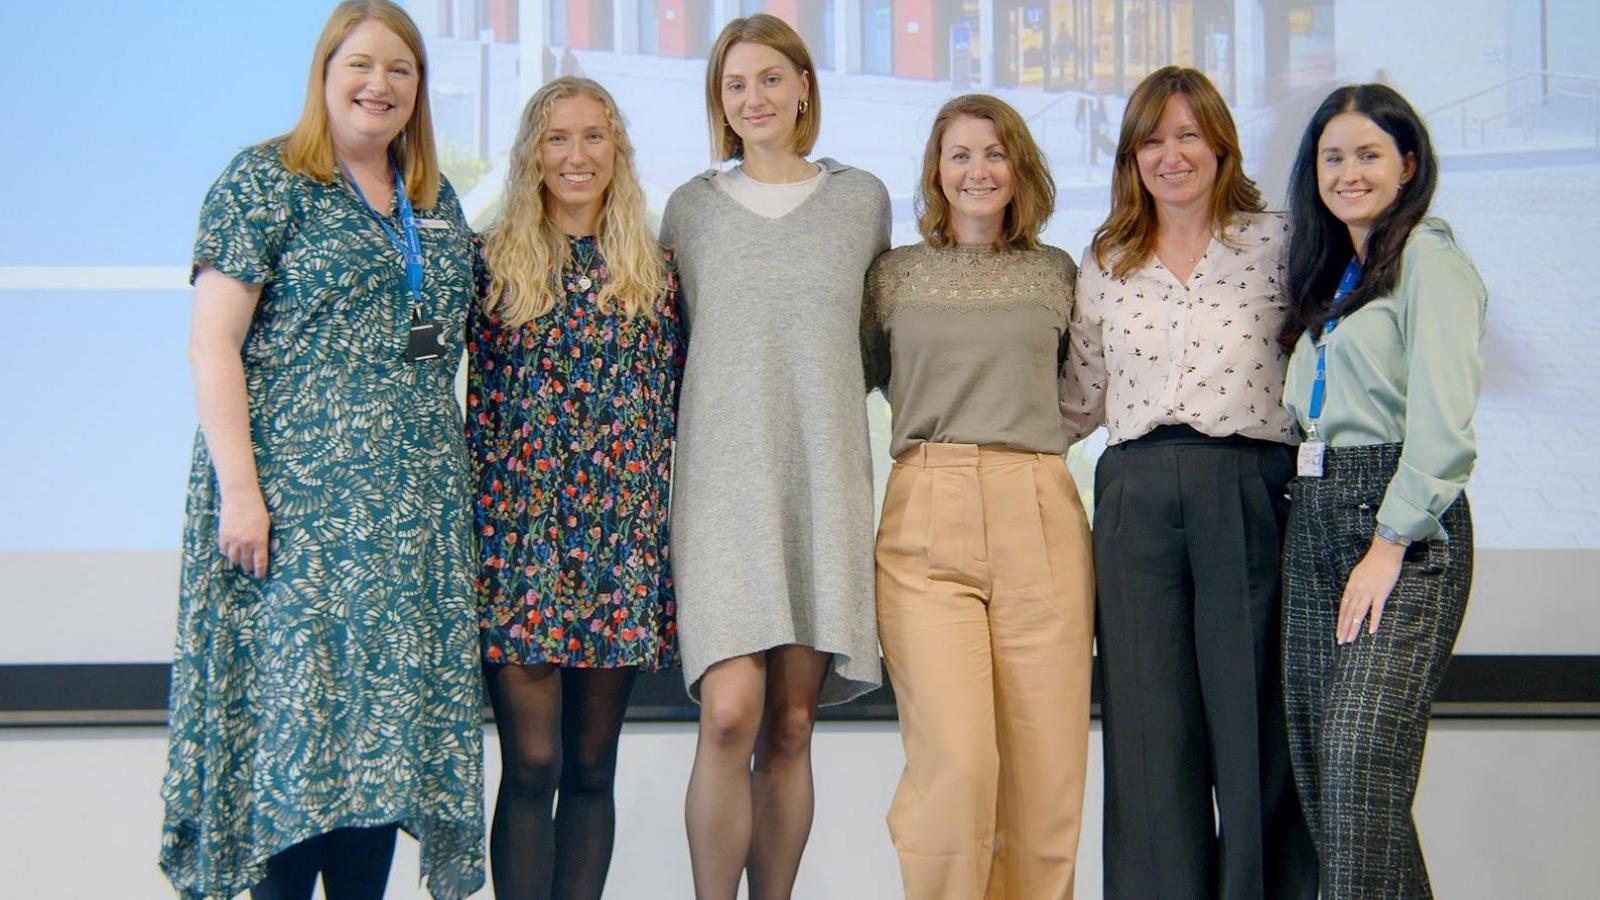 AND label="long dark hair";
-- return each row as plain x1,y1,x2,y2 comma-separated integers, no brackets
1281,84,1437,346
